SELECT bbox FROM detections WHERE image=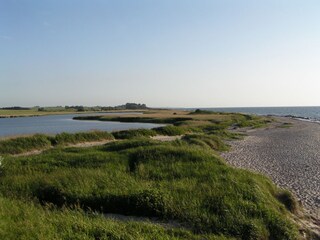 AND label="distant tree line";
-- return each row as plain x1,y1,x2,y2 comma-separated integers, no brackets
38,103,148,112
1,107,31,110
1,103,148,112
116,103,148,110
